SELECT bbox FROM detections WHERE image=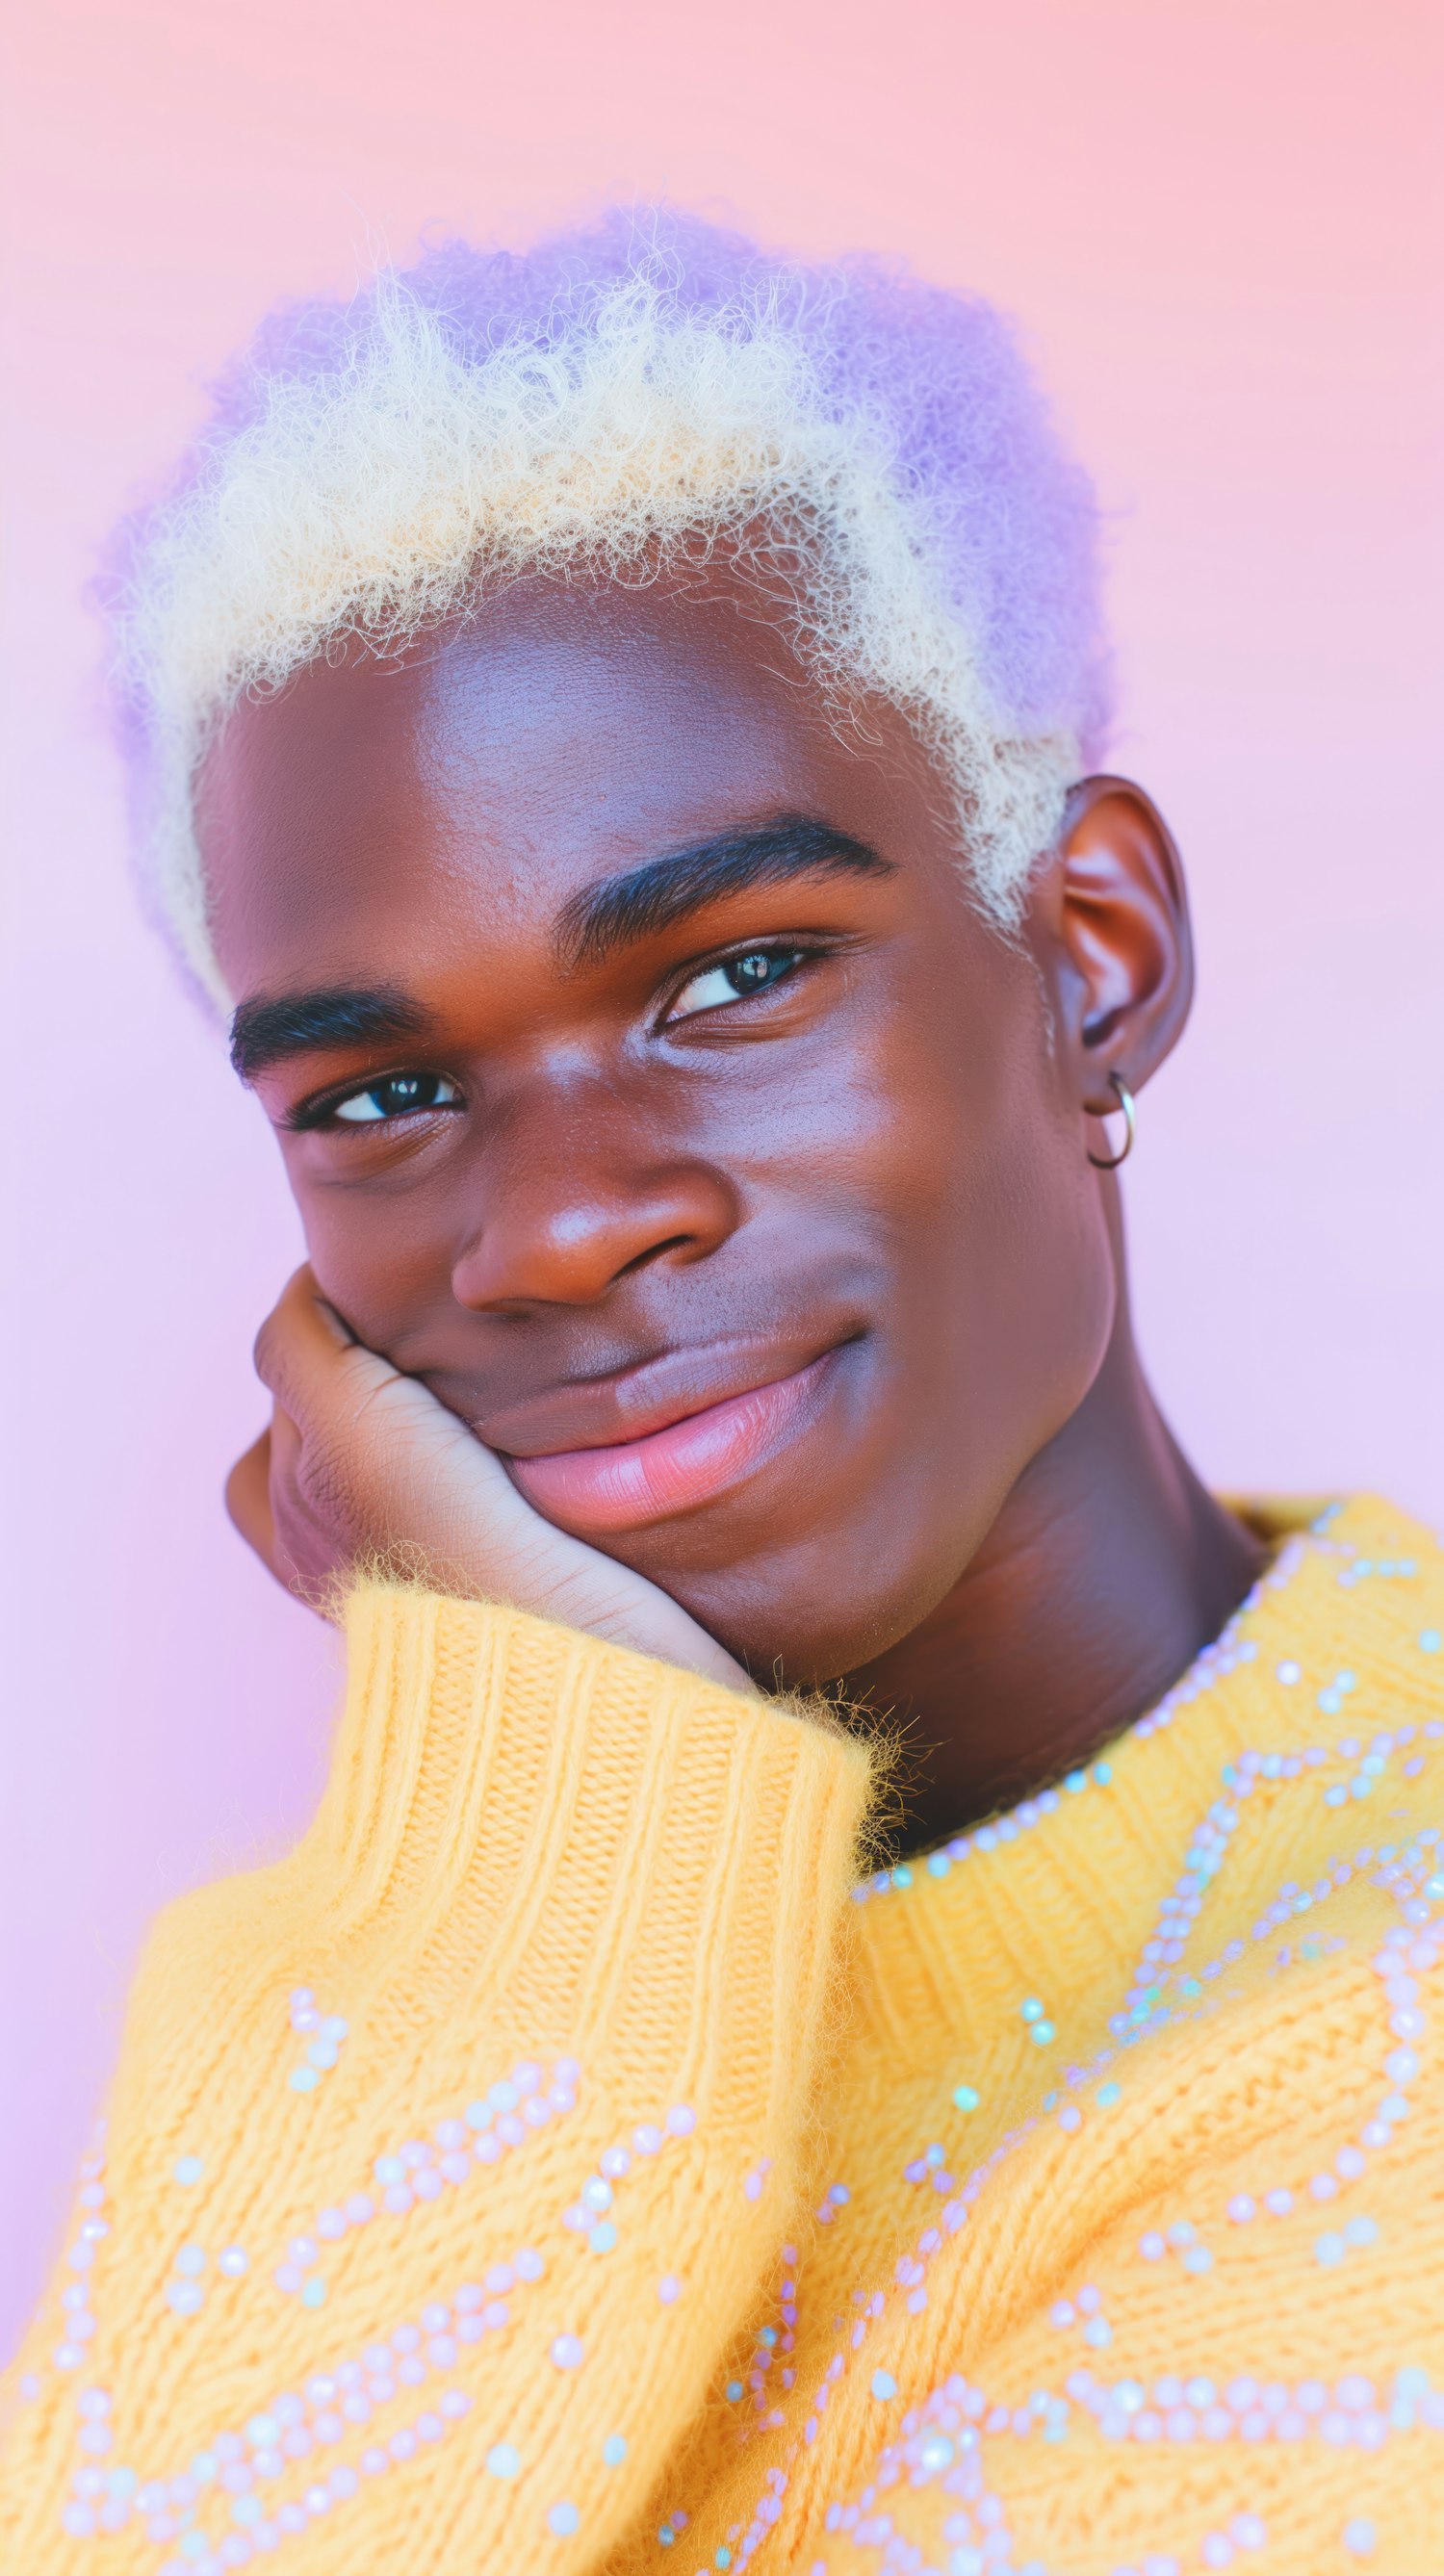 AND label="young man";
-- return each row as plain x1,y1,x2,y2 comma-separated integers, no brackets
4,212,1441,2575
